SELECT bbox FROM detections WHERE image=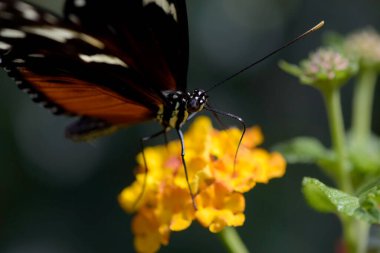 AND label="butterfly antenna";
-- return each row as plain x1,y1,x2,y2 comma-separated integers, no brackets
206,20,325,93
